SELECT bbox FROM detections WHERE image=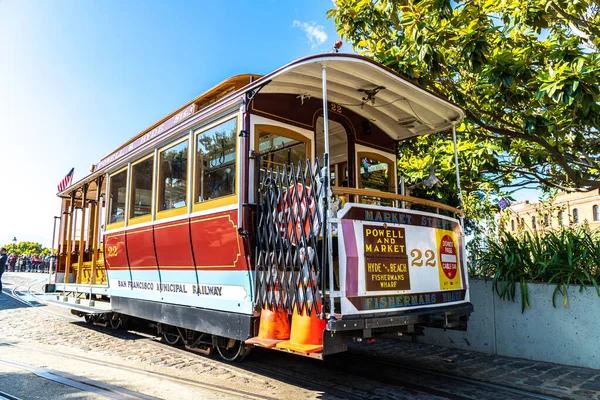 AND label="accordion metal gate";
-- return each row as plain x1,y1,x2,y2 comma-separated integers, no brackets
255,159,327,318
